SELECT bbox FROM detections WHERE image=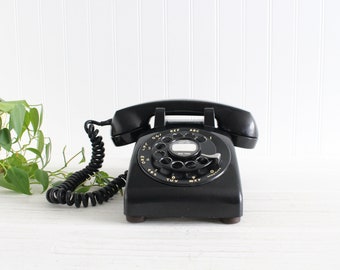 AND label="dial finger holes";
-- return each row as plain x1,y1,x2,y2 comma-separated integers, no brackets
196,156,209,165
155,143,166,150
183,132,195,138
172,133,183,139
196,135,207,143
162,136,172,143
185,161,196,169
160,157,172,165
153,150,165,159
171,161,184,169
